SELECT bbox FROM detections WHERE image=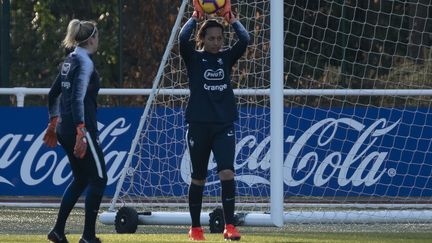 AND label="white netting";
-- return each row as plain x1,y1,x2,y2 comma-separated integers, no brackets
110,0,432,224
